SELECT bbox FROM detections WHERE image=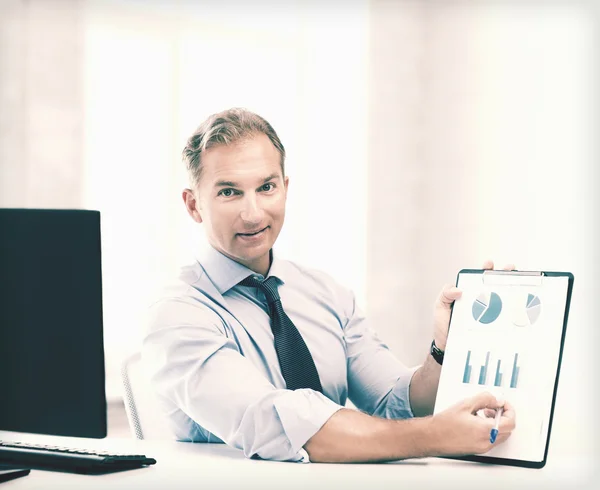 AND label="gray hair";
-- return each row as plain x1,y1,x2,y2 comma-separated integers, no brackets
182,108,286,188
